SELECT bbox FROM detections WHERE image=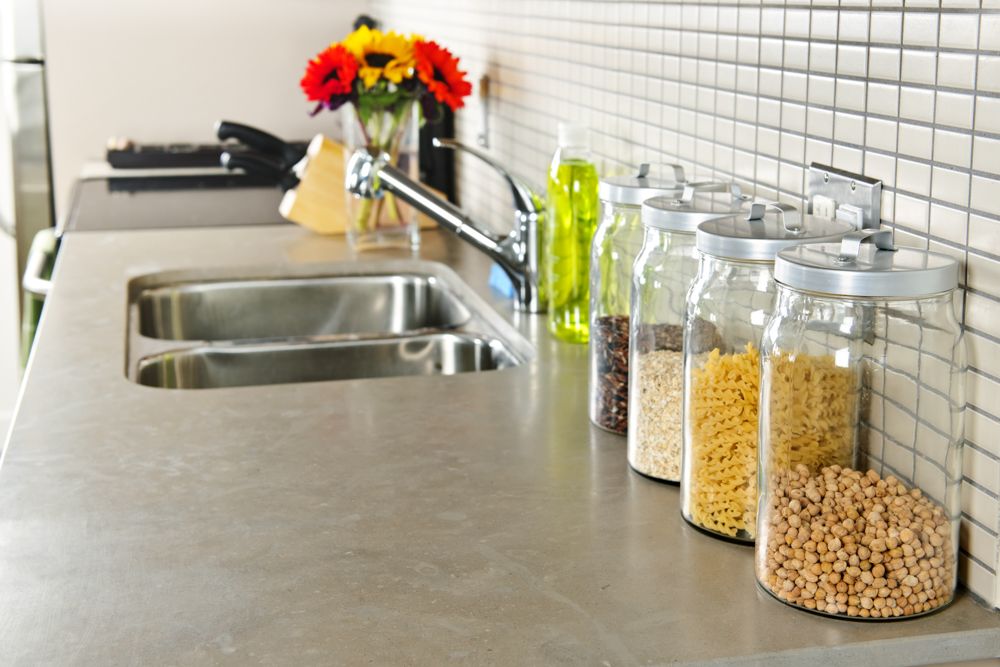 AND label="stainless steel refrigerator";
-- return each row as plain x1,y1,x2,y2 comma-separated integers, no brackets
0,0,54,319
